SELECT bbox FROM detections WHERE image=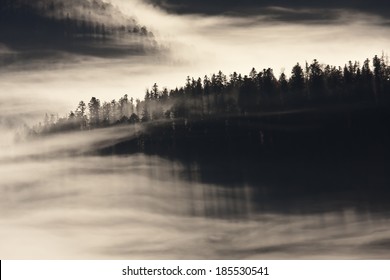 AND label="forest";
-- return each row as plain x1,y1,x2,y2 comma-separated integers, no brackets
17,54,390,192
28,54,390,135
